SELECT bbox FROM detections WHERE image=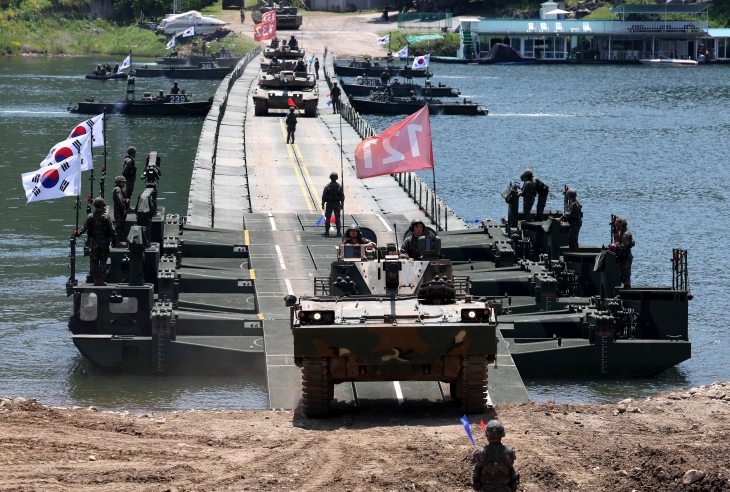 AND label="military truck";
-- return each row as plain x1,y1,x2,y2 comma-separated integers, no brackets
252,69,318,116
287,234,499,417
253,1,303,30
